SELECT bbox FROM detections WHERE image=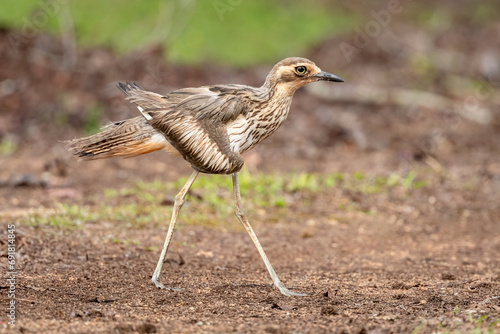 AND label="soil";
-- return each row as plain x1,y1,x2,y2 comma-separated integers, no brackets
1,20,500,333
